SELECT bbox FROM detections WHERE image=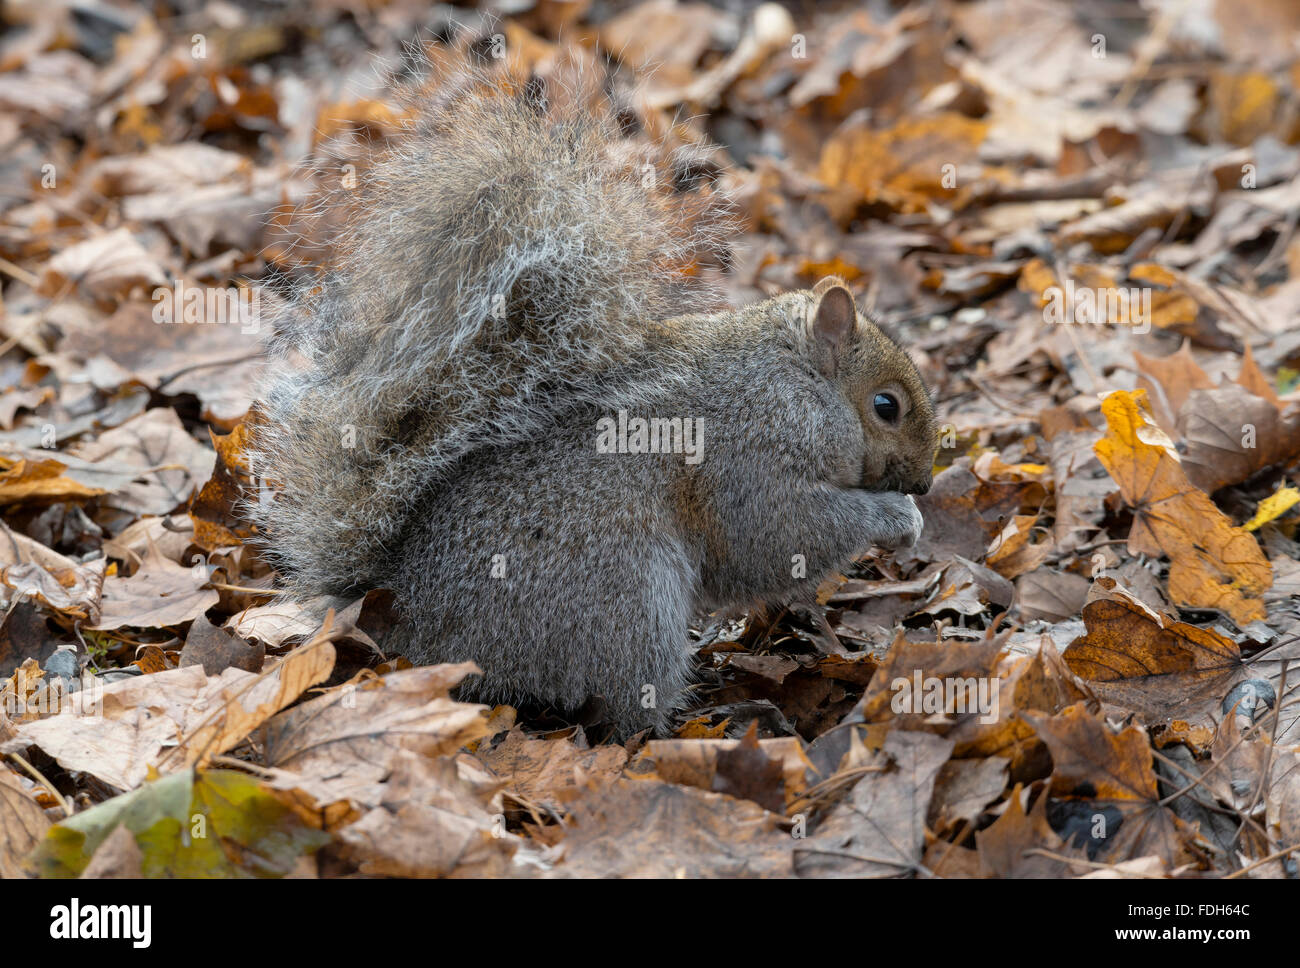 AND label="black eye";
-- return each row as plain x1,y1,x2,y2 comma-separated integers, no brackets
873,393,900,422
